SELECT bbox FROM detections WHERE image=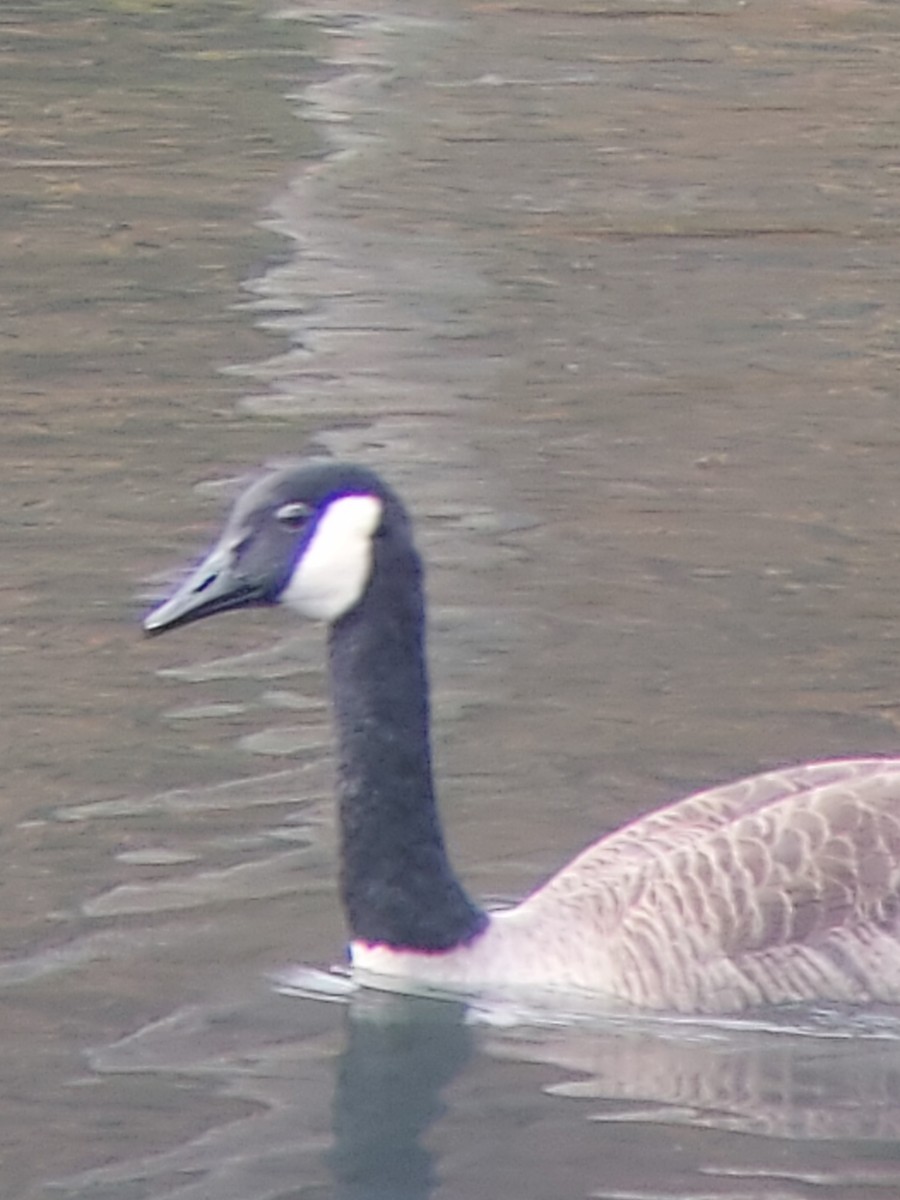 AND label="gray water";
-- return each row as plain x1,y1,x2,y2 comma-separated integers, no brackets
5,0,900,1196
